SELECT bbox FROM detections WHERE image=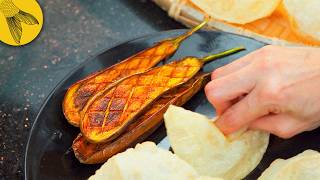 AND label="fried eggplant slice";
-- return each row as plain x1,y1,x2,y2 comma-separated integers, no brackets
80,47,245,143
73,73,210,164
63,20,208,127
80,57,205,143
